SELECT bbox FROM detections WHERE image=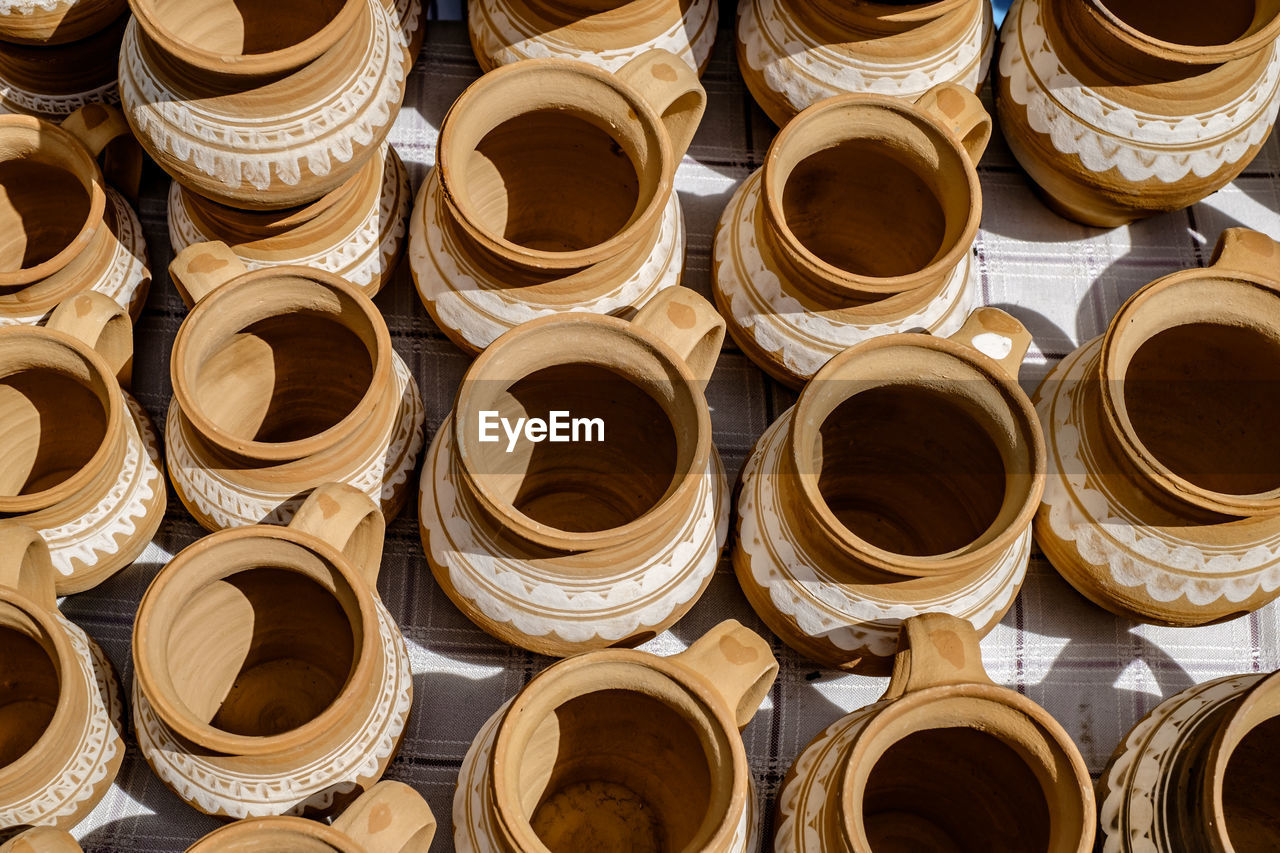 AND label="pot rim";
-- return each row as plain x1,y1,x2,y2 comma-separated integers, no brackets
1206,670,1280,851
1086,0,1280,65
169,265,393,464
436,57,676,274
789,333,1046,577
760,92,983,299
131,524,383,757
187,815,360,851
